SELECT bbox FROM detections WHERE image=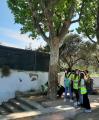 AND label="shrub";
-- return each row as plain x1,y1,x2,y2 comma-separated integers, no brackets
1,65,10,77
